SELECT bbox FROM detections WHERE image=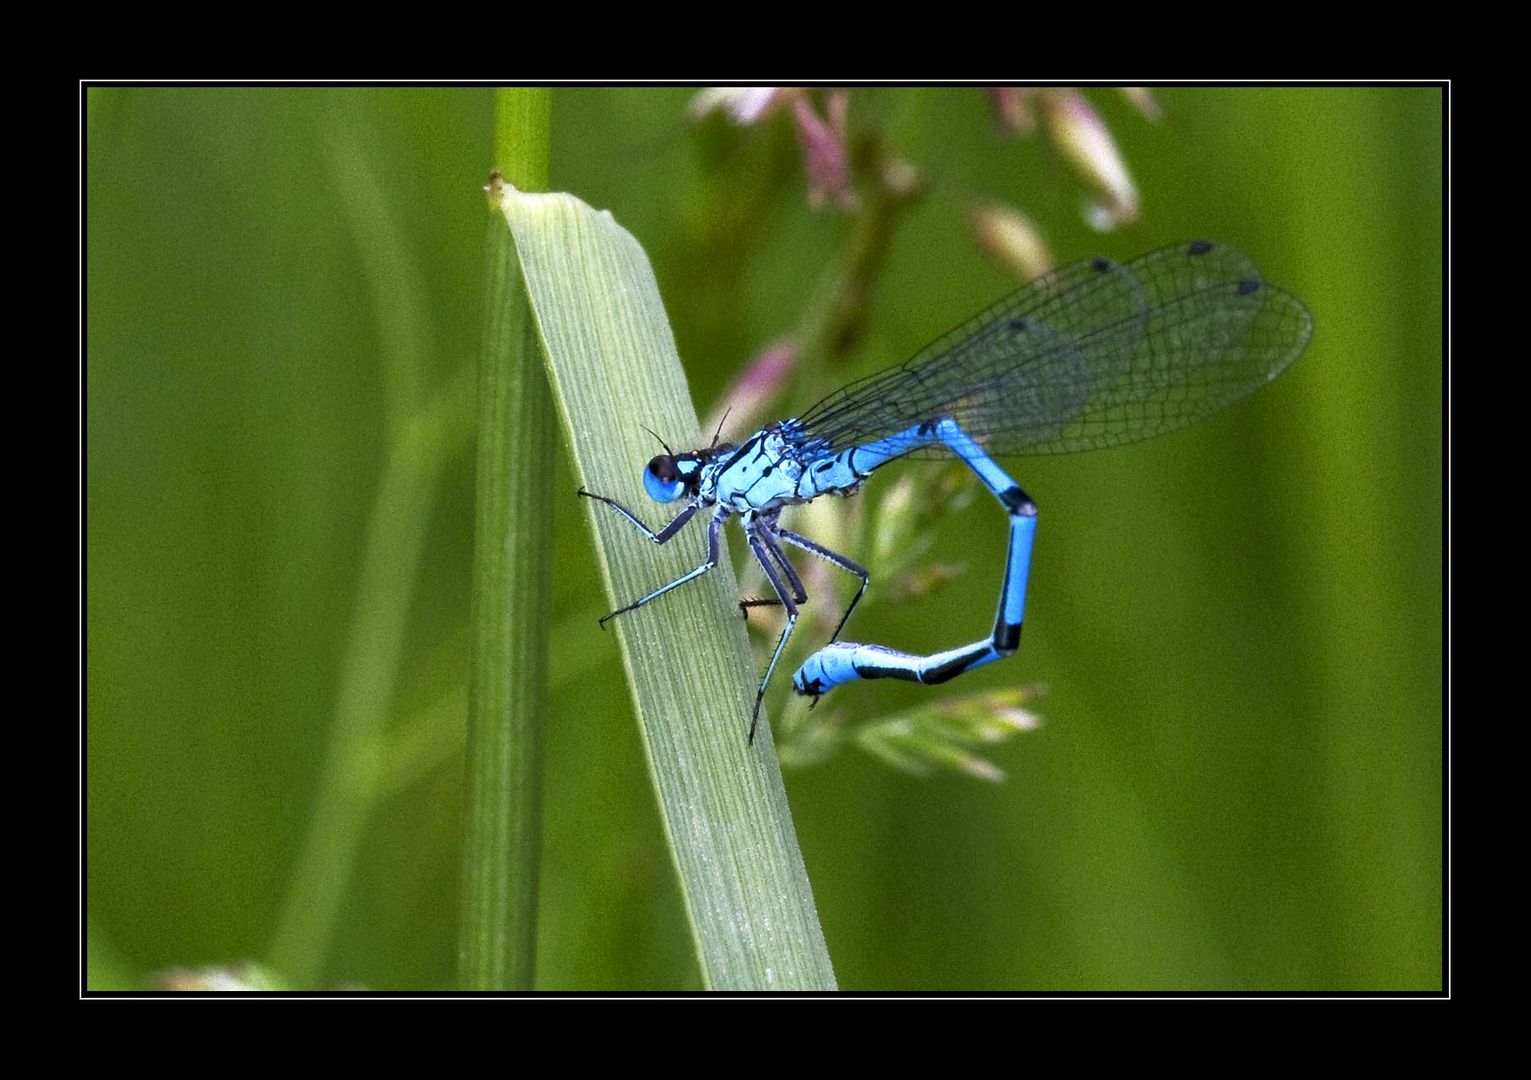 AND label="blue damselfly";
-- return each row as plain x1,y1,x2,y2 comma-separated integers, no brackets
580,240,1313,743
